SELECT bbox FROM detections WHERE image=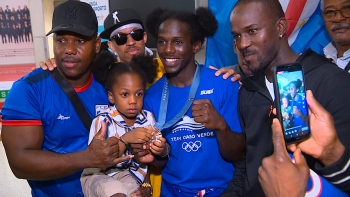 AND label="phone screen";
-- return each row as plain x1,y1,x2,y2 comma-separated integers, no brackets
274,64,310,143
